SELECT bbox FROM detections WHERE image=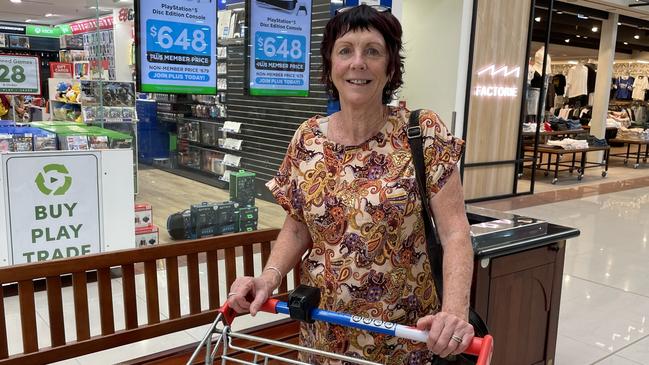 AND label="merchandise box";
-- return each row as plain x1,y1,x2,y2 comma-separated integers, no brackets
135,203,153,229
89,135,109,150
12,136,33,152
135,225,159,247
0,134,13,152
59,135,90,151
